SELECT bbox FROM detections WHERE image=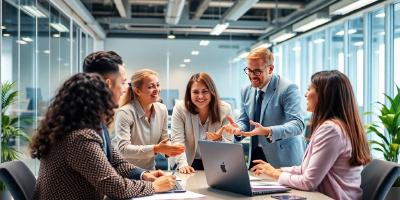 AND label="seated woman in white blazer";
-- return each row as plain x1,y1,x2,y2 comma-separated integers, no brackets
113,69,185,170
171,72,233,174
